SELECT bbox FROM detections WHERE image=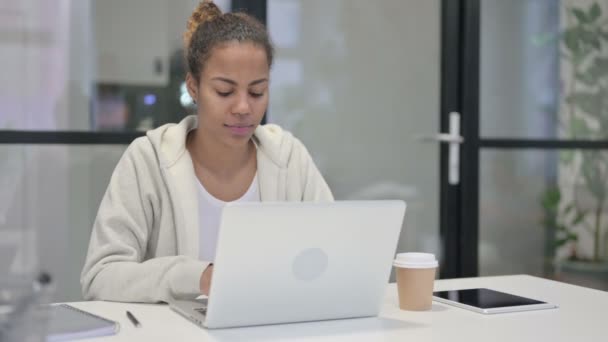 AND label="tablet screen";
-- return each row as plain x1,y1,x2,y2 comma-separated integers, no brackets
433,288,546,309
